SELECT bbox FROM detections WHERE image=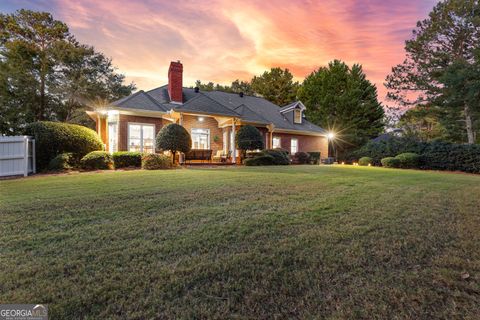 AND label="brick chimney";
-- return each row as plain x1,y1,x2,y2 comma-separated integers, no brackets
168,60,183,104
